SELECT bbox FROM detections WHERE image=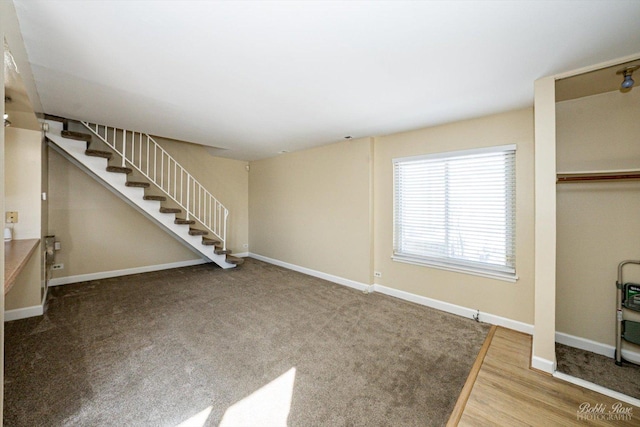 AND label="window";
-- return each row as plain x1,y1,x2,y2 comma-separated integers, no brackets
393,144,516,281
